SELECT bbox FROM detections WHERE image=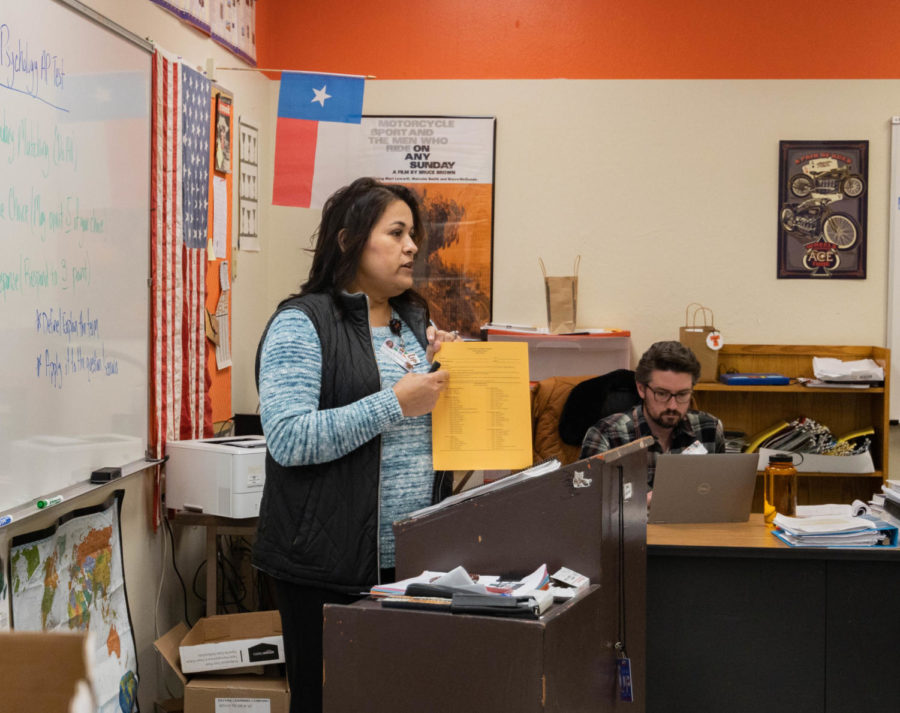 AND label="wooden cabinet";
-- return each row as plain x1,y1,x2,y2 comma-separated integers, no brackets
691,344,889,506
